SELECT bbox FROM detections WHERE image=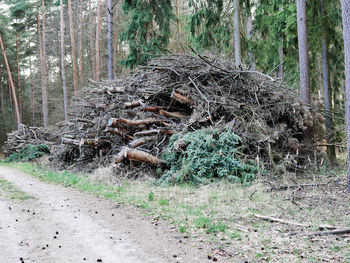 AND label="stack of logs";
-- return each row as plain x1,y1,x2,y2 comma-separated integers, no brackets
60,85,196,168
